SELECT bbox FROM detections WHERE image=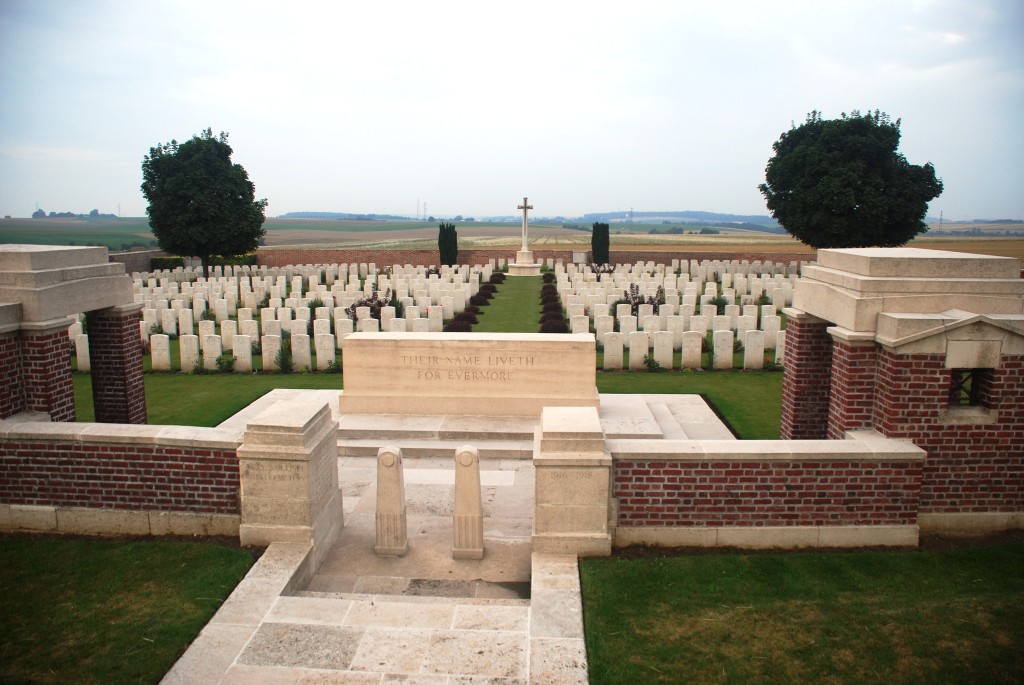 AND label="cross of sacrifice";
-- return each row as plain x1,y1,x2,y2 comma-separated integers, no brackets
517,197,533,251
